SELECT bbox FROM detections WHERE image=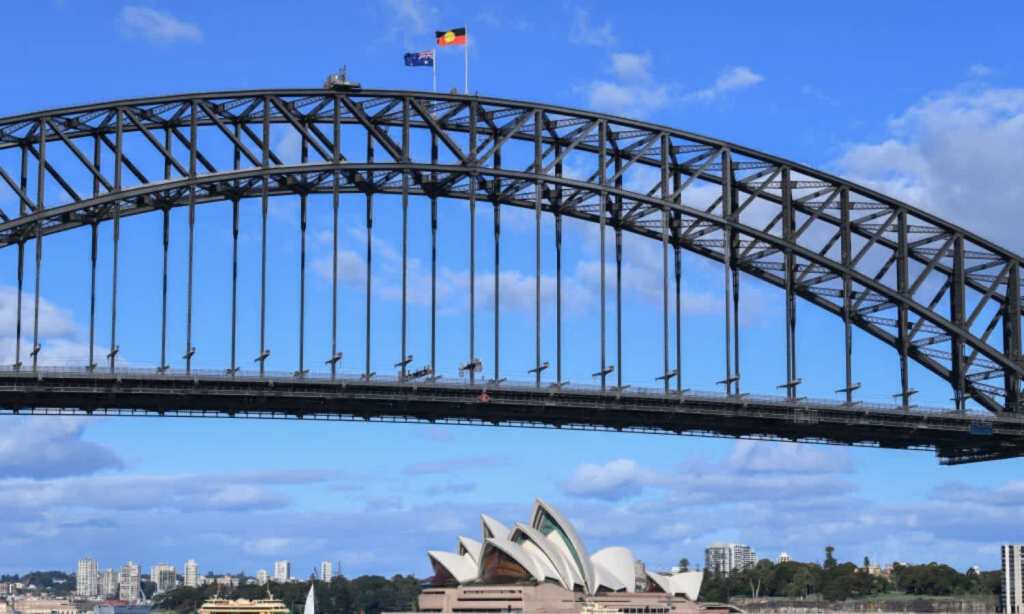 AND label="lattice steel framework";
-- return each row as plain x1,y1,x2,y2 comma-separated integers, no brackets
1,89,1022,462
